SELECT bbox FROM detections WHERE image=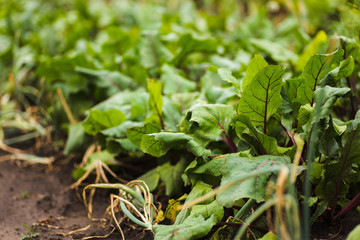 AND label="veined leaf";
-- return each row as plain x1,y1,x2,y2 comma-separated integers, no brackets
153,215,217,240
319,116,341,158
175,181,220,224
140,132,211,157
193,154,294,205
138,32,173,69
336,56,355,80
180,103,236,142
313,86,351,122
250,38,298,63
232,115,293,155
147,79,164,128
160,64,196,94
324,119,360,209
154,181,222,239
307,87,351,130
127,123,161,146
299,49,344,105
237,65,284,133
187,200,224,222
281,77,307,112
82,109,126,135
302,86,351,138
242,54,268,92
